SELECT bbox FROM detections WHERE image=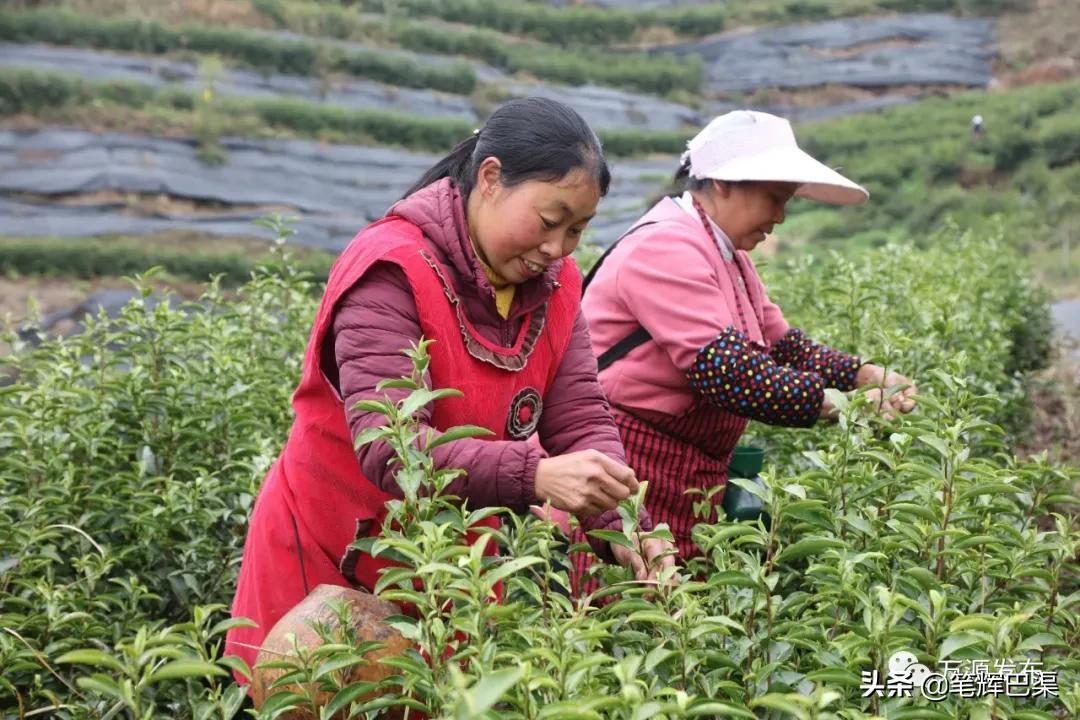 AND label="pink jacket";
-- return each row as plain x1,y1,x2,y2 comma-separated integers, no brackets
582,197,791,416
321,179,650,559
